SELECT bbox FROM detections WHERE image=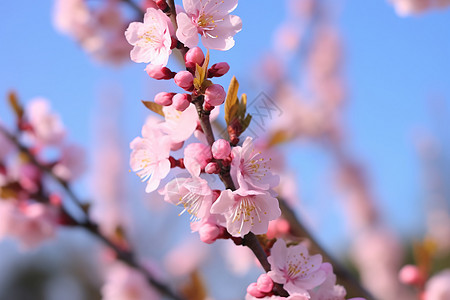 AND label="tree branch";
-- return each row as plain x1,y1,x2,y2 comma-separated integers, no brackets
0,125,185,300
